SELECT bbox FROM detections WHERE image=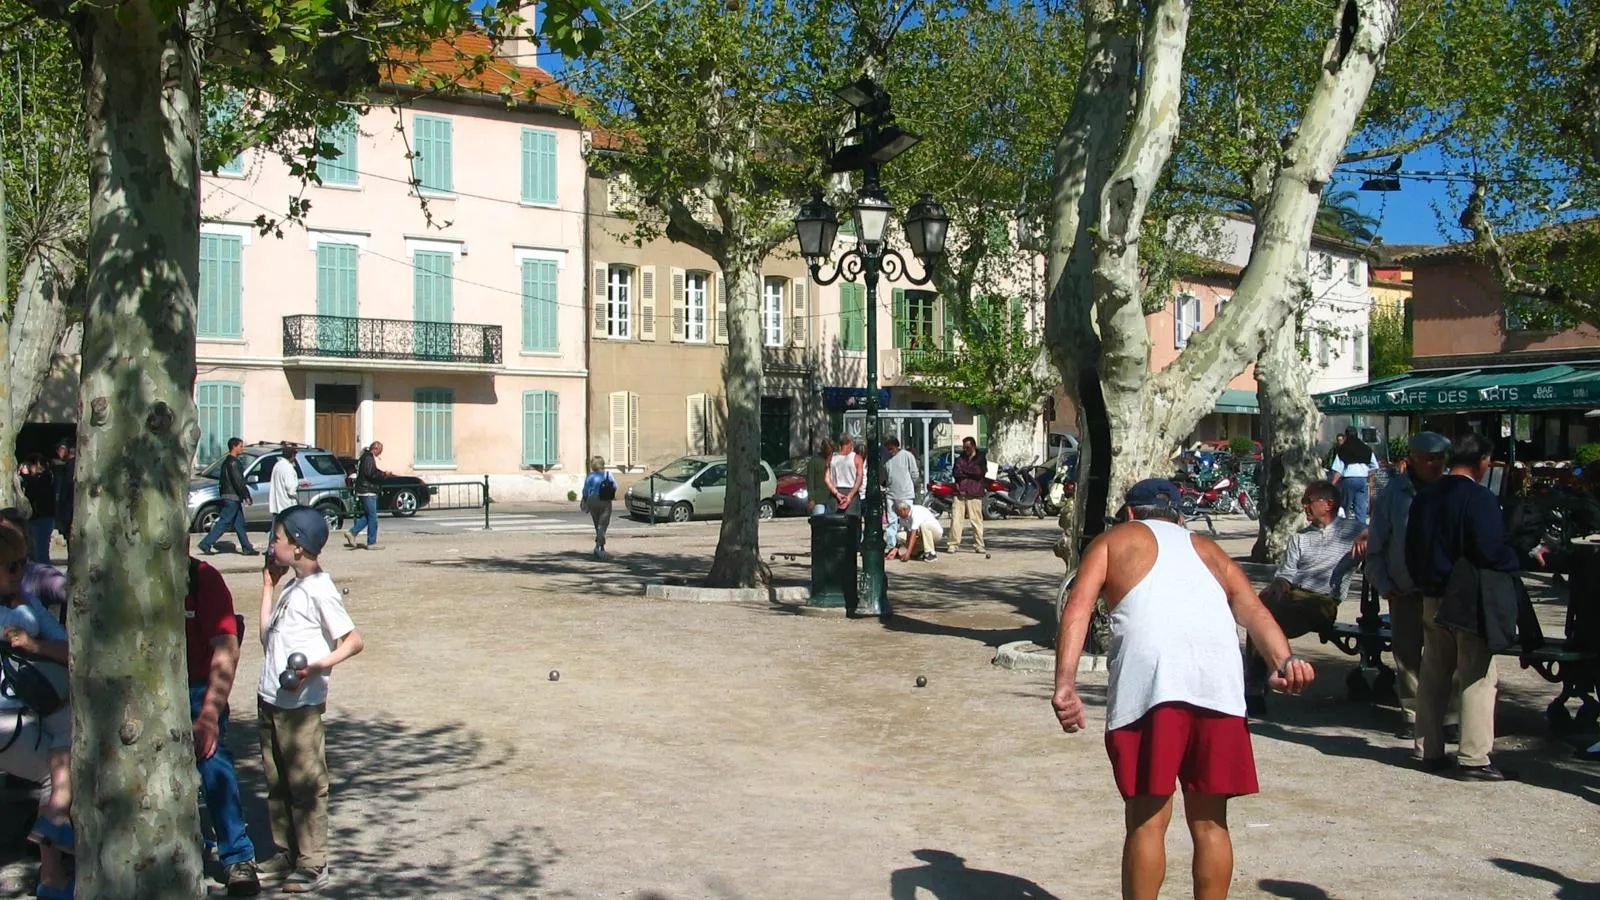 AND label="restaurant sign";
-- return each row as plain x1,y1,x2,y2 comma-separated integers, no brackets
1318,380,1599,413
